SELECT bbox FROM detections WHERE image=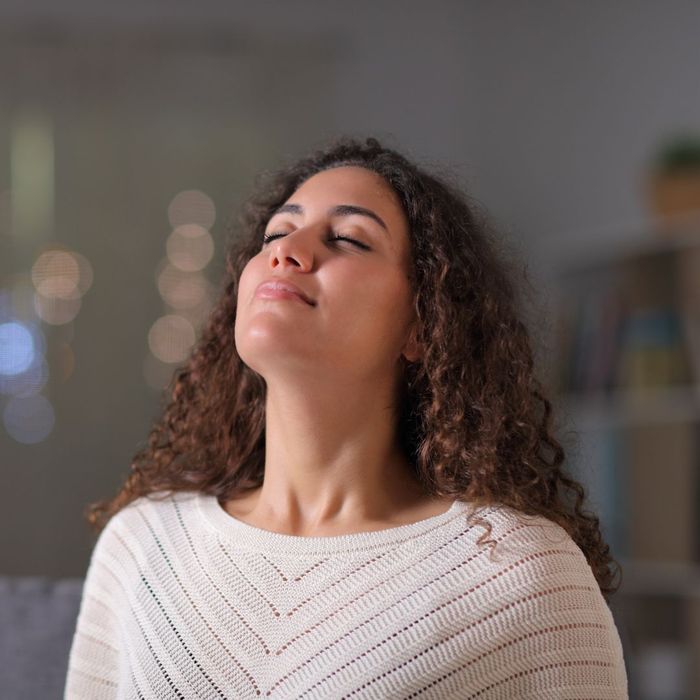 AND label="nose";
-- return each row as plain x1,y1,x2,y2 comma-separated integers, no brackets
267,228,314,271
